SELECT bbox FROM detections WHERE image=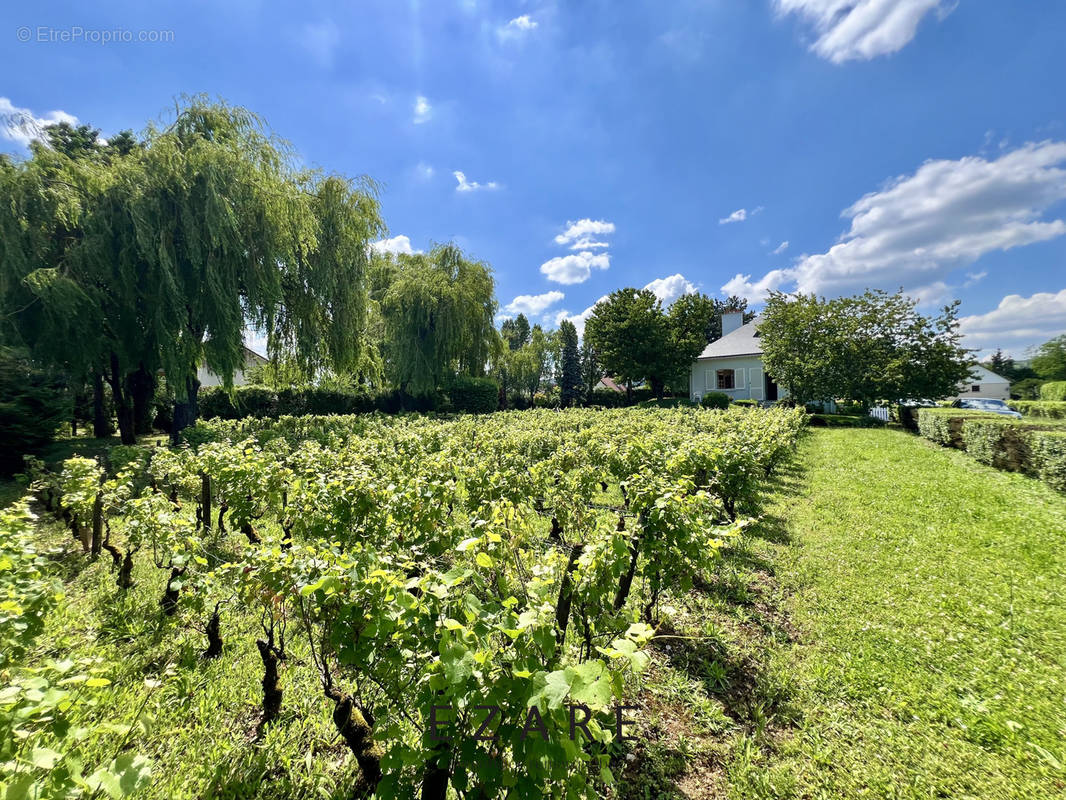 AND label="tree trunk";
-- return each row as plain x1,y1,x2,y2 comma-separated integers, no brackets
90,492,103,558
92,370,112,438
170,375,200,444
327,690,383,790
128,363,155,436
107,352,136,445
625,378,633,406
256,637,282,725
554,543,585,649
160,566,186,616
